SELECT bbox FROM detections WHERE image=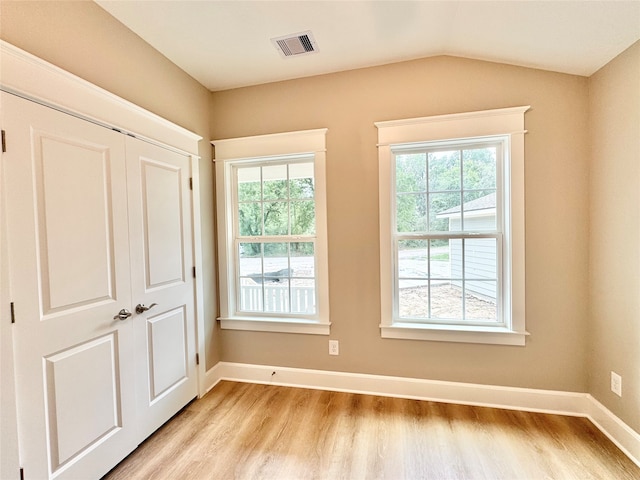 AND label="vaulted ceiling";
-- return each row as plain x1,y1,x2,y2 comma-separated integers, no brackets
95,1,640,91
